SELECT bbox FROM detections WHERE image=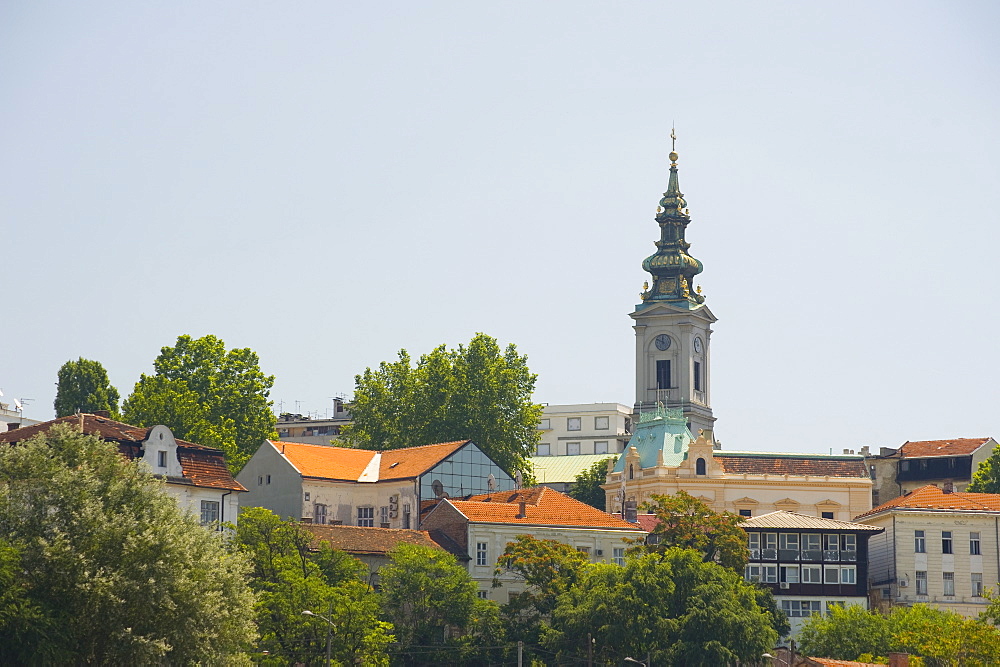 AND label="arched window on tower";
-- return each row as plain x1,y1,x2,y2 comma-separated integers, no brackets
629,464,634,480
696,458,706,476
